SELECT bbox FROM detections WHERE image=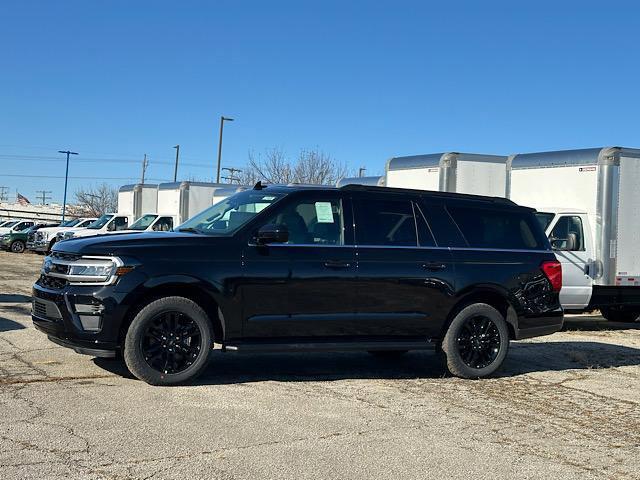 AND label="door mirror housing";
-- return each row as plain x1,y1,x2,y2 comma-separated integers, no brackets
257,224,289,244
